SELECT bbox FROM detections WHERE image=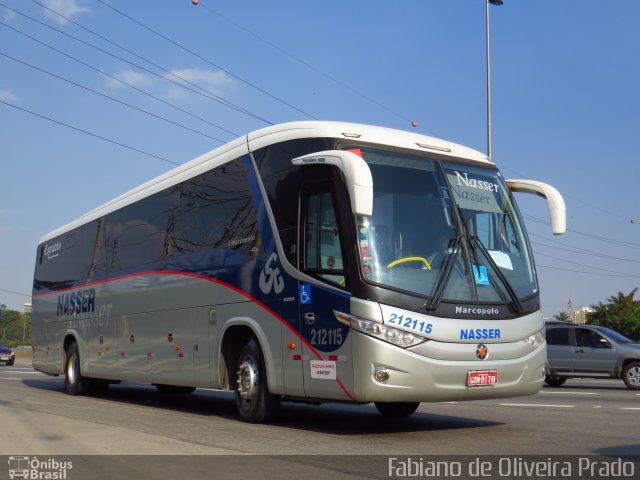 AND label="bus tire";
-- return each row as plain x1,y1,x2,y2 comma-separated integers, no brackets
544,375,567,387
235,337,281,423
374,401,420,417
622,362,640,390
64,342,92,396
